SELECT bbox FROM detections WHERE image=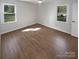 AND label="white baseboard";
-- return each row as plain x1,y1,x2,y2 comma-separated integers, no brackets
39,23,78,38
70,33,78,38
38,23,70,34
0,23,36,35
